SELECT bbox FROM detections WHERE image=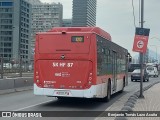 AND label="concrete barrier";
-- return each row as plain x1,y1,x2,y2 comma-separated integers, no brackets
14,77,33,88
0,79,14,90
0,77,33,95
